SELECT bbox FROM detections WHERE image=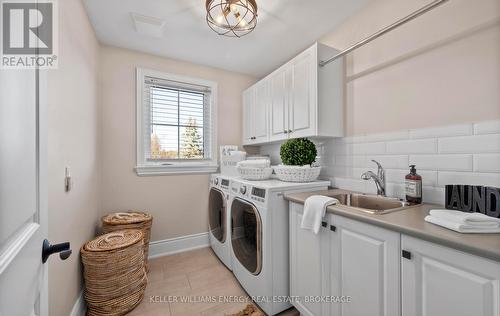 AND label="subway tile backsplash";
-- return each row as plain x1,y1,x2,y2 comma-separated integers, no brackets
320,120,500,205
258,120,500,206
